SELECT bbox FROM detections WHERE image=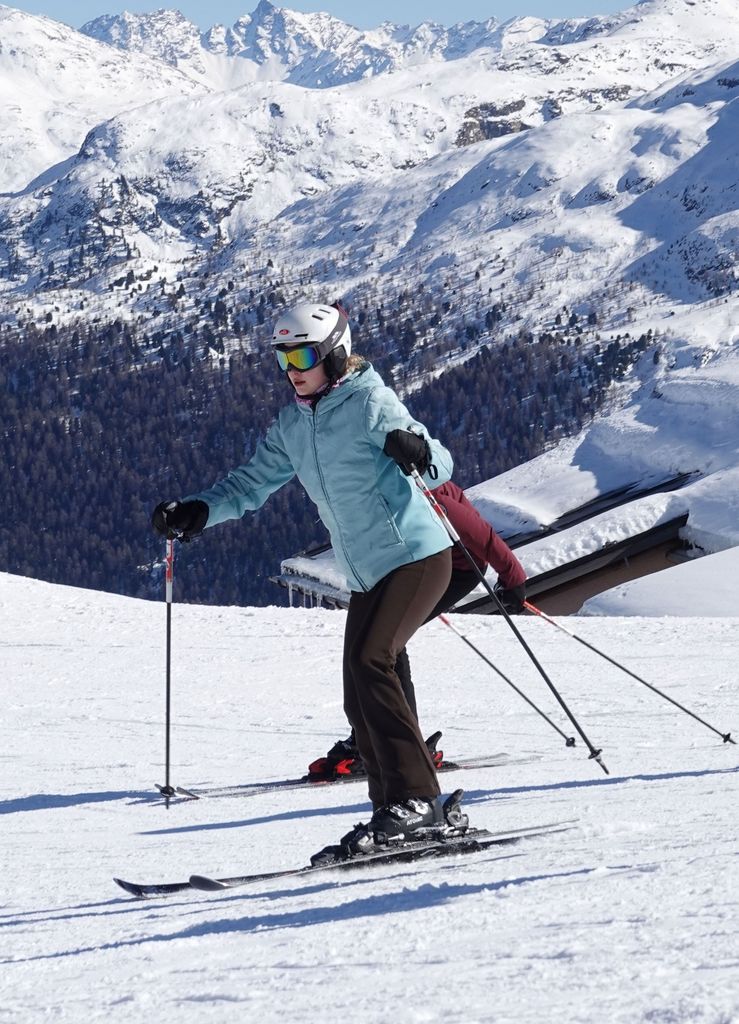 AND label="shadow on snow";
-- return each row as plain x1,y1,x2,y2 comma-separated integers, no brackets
138,764,739,836
2,861,601,964
0,791,148,814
